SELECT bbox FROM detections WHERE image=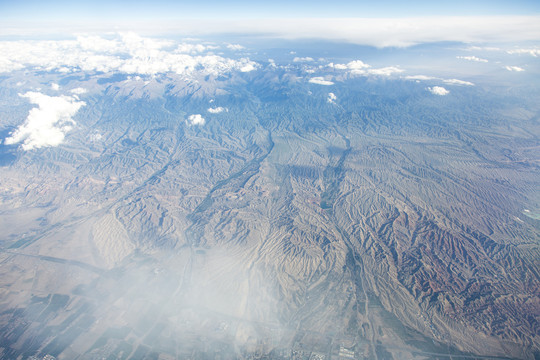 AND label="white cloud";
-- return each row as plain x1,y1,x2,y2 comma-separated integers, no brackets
227,44,245,51
70,87,87,95
207,107,227,113
4,92,85,150
428,86,449,96
293,57,314,62
0,57,25,73
239,62,257,72
365,66,403,76
327,92,337,104
442,78,474,86
457,55,488,62
330,60,402,77
175,43,208,54
404,75,474,86
333,63,348,70
309,77,334,85
466,46,502,52
331,60,369,70
0,33,257,77
505,65,525,72
346,60,370,70
507,48,540,57
187,114,205,126
50,83,60,91
404,75,436,81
